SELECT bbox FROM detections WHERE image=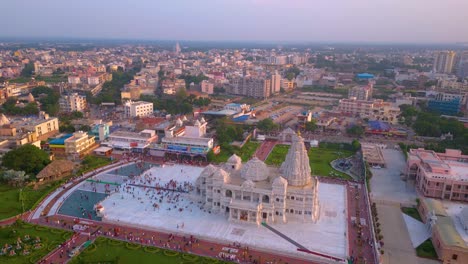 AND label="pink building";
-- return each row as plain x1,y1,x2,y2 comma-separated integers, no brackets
407,148,468,201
